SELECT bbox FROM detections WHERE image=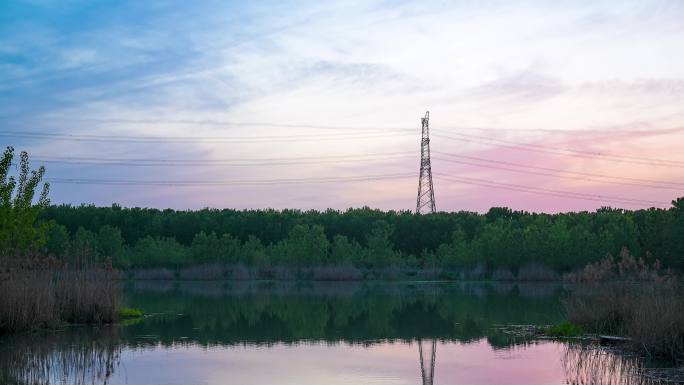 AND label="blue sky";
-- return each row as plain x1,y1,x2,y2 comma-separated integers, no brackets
2,0,684,211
